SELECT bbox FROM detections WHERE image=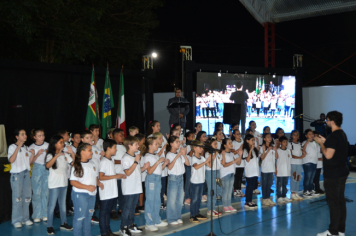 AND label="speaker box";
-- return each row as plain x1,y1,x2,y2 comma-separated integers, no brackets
223,103,241,125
